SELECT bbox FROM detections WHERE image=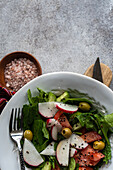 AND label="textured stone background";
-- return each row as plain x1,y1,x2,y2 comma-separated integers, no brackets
0,0,113,89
